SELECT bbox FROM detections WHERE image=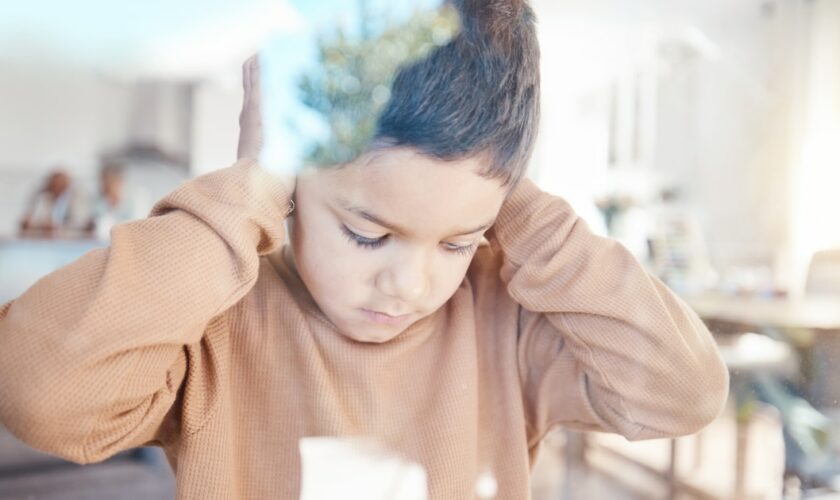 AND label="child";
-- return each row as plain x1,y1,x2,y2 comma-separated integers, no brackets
0,0,728,498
